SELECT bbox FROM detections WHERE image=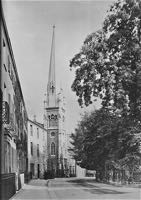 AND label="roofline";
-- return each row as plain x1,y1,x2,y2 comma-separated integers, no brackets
28,118,47,131
1,4,28,117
